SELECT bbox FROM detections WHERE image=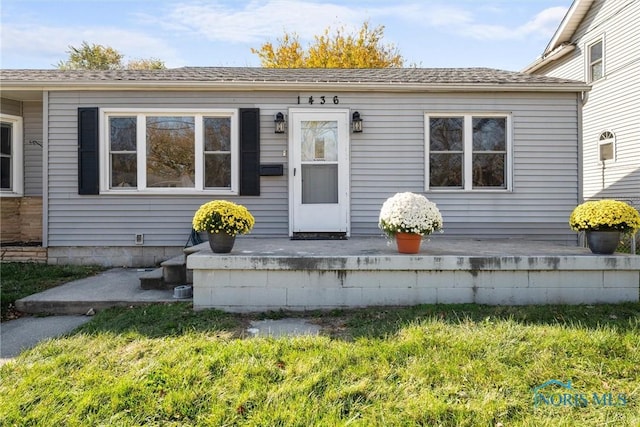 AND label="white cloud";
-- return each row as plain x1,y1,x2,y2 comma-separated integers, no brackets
155,1,565,44
519,6,569,37
455,6,568,41
150,0,362,43
1,23,181,68
367,4,473,27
